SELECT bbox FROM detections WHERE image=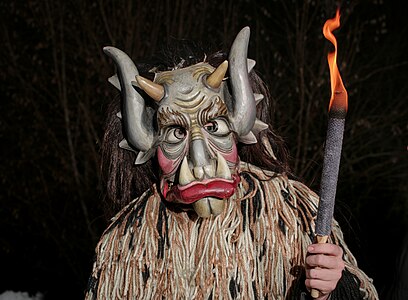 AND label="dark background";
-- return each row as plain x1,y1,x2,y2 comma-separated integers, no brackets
1,0,407,299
